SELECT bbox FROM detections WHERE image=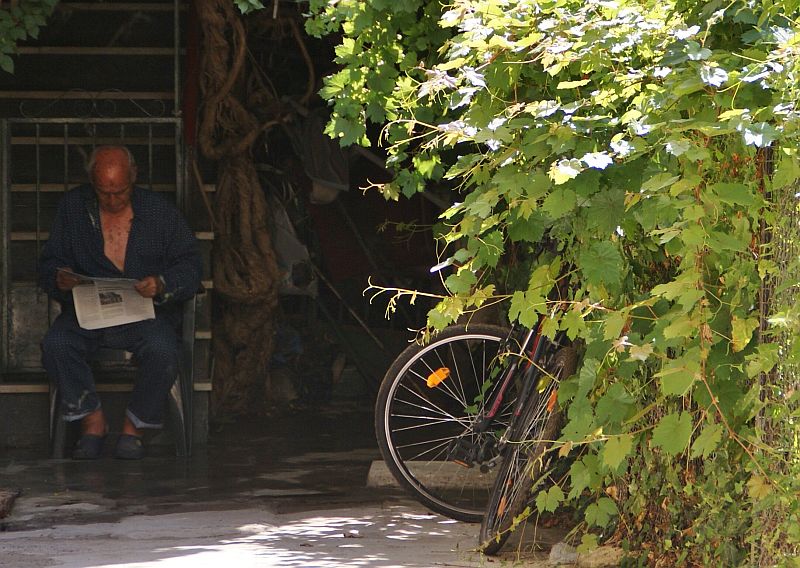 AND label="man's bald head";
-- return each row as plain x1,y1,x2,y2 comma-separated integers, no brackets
87,146,137,184
88,146,137,214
